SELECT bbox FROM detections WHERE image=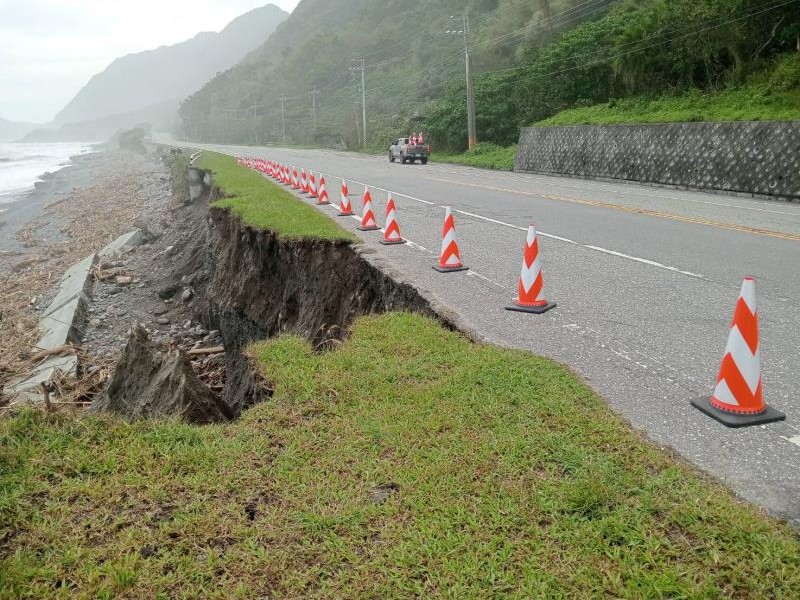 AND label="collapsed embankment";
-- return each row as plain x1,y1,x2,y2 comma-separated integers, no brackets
187,172,453,417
